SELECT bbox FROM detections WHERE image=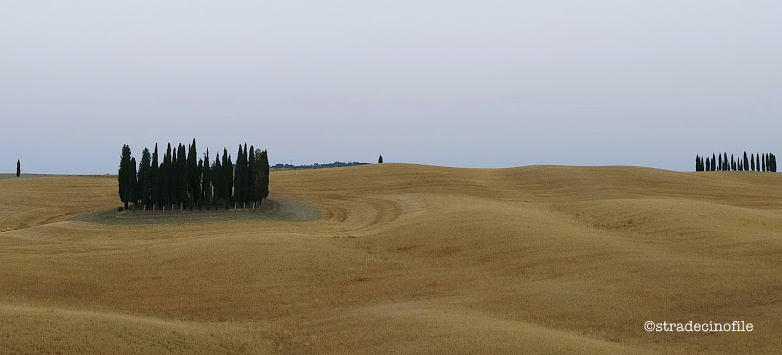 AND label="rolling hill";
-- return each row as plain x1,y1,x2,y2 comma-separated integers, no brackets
1,164,780,354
